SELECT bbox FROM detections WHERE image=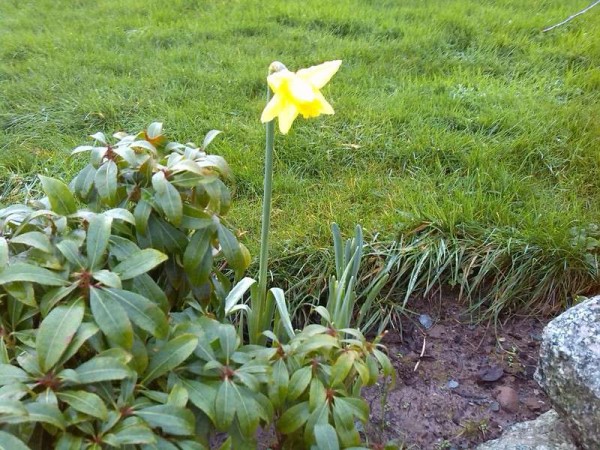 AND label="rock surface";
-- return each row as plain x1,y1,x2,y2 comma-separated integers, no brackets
475,409,577,450
534,296,600,449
